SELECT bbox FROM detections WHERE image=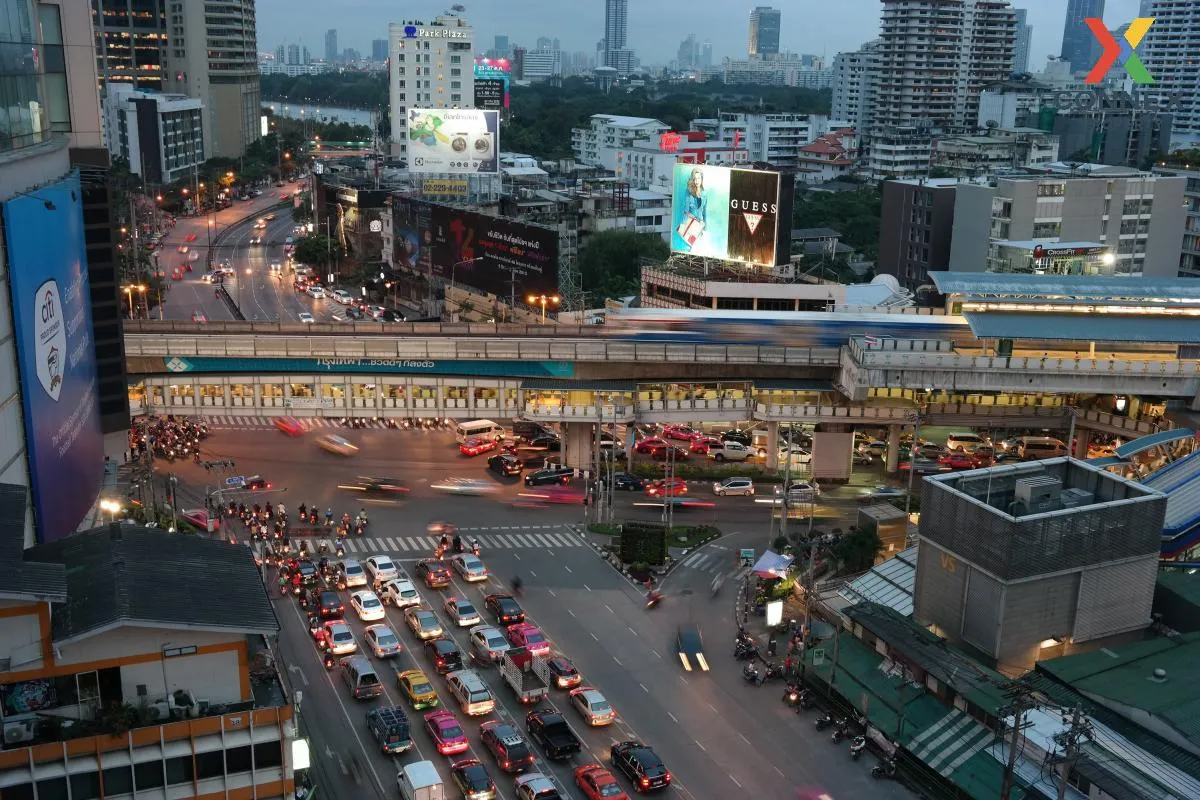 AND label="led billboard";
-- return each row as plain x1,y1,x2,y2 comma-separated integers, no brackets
474,57,511,109
3,171,103,542
408,108,500,174
670,164,793,267
428,206,559,299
